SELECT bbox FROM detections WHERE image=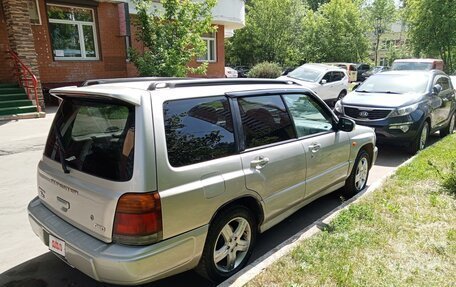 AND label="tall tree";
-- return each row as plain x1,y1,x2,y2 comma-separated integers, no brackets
365,0,397,65
405,0,456,73
226,0,307,67
130,0,216,77
301,0,369,63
